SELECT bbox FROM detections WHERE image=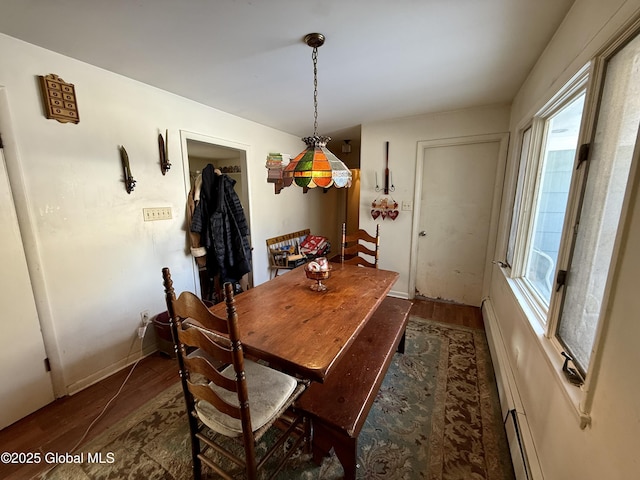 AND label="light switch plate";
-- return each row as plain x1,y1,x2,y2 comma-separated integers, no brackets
401,201,413,211
143,207,172,221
